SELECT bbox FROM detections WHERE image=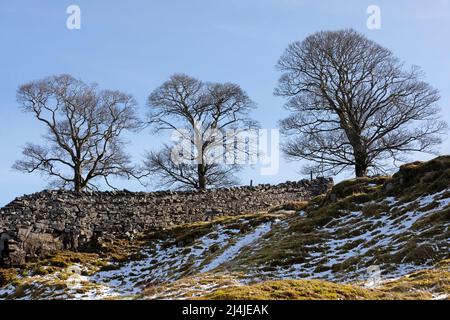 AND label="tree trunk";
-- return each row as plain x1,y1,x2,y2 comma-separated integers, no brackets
197,163,206,190
346,127,369,178
355,161,368,177
74,164,83,192
354,150,368,177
